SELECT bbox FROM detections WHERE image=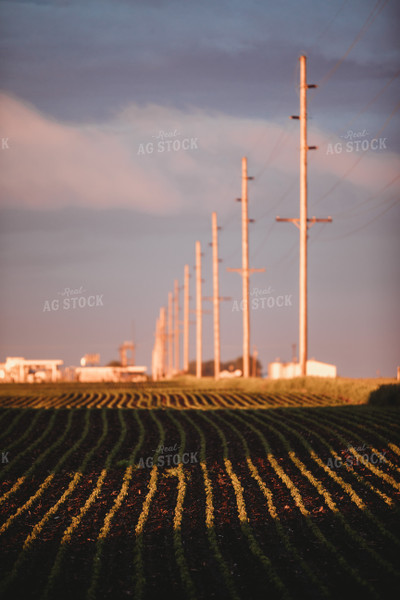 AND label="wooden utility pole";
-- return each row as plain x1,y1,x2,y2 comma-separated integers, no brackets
292,343,297,363
183,264,189,373
167,291,173,377
204,212,232,380
152,307,167,380
228,157,264,378
152,317,160,380
299,54,309,379
212,212,221,380
131,320,136,366
119,341,135,367
241,157,250,378
252,346,258,377
195,241,202,378
277,55,331,377
174,278,180,374
159,306,167,378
